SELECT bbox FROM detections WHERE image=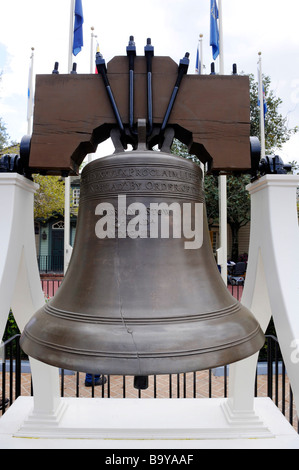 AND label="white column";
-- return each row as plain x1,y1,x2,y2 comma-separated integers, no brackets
227,175,299,416
218,174,227,284
64,176,72,275
0,174,61,420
